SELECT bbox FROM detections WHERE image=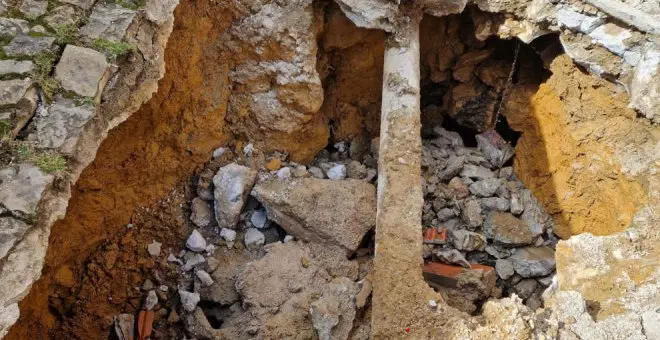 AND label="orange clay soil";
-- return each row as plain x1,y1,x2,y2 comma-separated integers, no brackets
505,55,649,238
7,1,235,338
